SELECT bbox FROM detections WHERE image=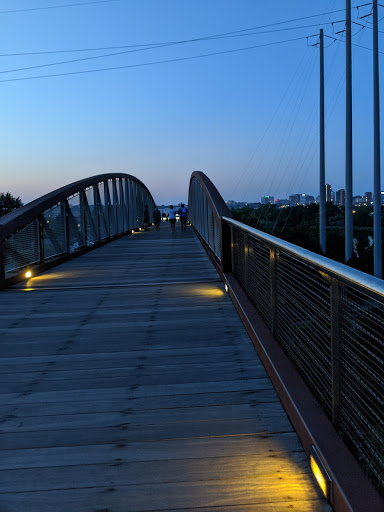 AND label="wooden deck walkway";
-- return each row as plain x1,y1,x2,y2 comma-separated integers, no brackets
0,223,331,511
